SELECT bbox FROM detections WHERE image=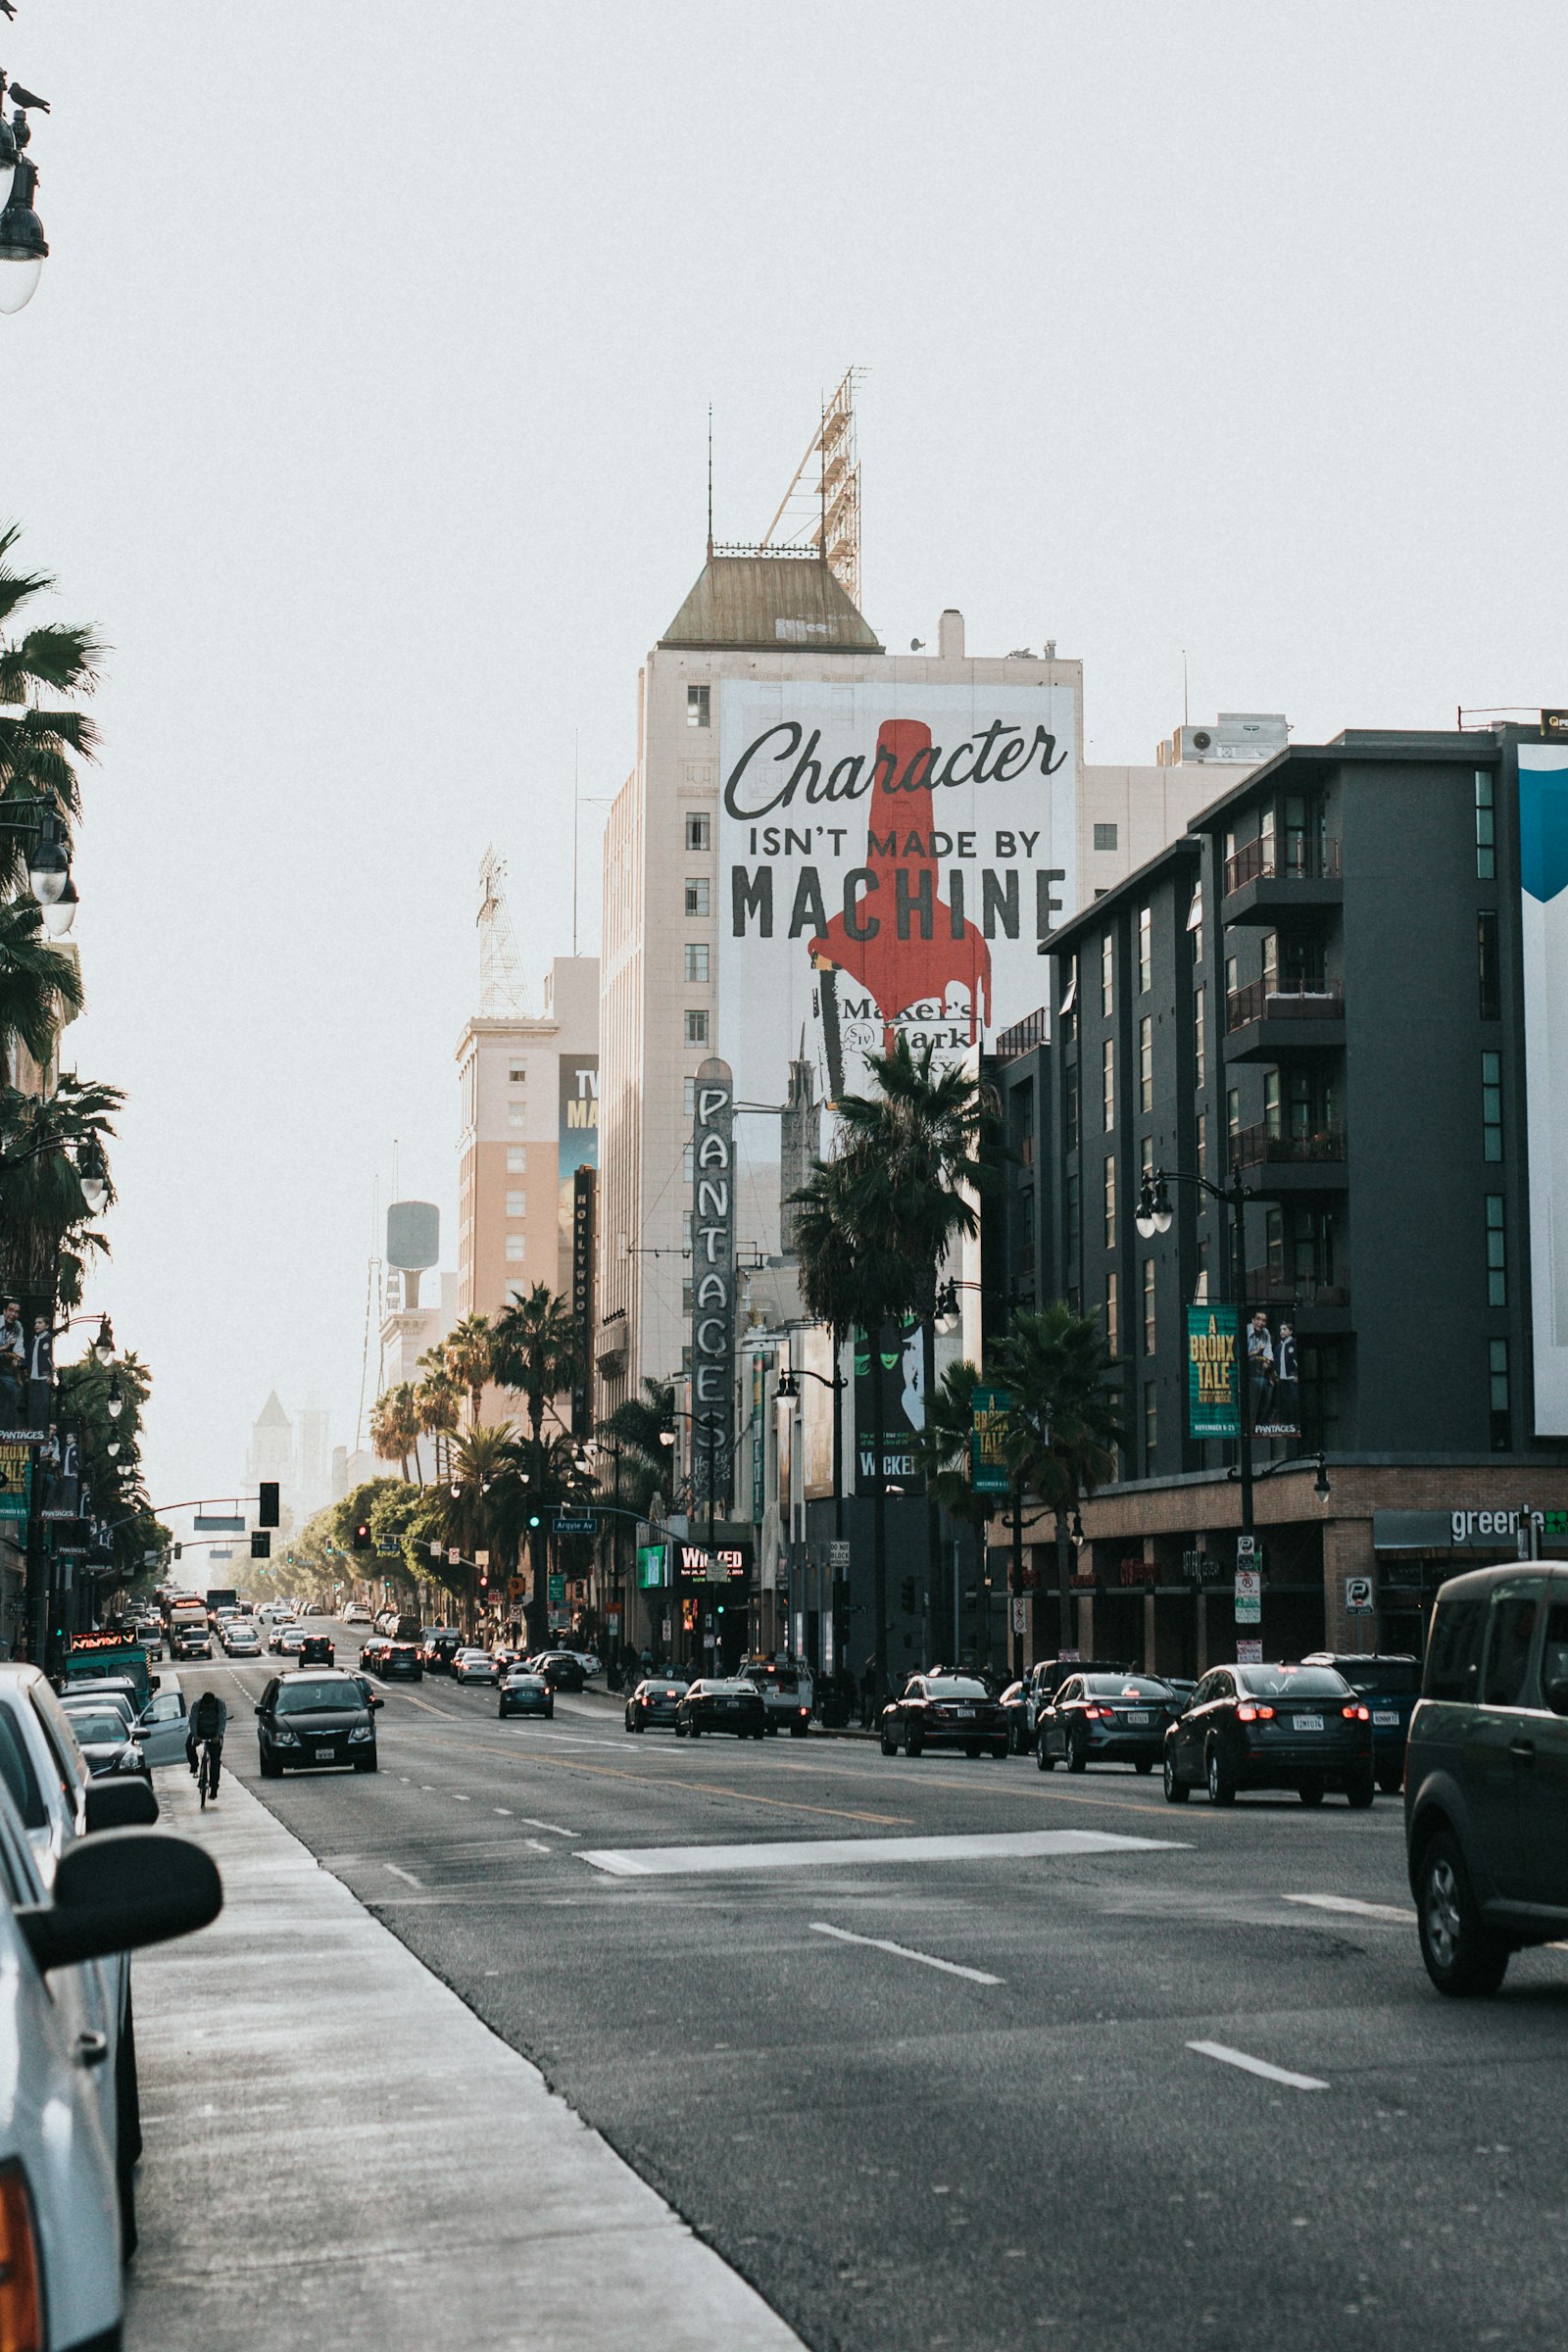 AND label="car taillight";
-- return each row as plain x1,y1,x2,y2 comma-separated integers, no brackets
1236,1703,1275,1722
1085,1705,1113,1720
640,1694,652,1706
1343,1704,1370,1721
0,2163,43,2352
